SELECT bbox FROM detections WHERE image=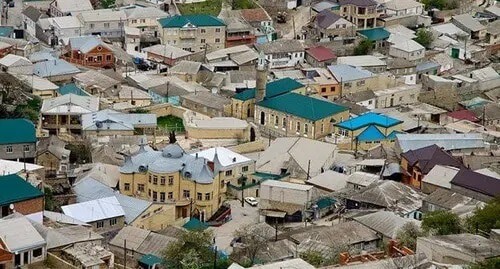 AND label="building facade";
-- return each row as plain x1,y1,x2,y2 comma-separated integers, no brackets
0,119,37,162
